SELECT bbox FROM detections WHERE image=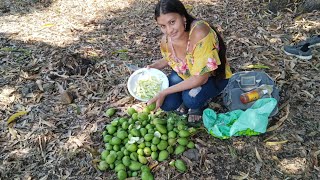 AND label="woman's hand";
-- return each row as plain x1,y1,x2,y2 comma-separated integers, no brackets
145,65,153,69
147,91,167,110
145,58,168,70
